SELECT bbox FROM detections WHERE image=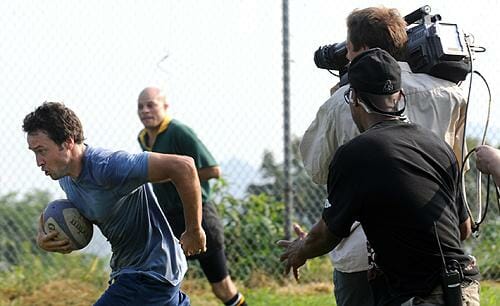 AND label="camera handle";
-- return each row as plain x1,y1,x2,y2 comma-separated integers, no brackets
404,5,431,25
